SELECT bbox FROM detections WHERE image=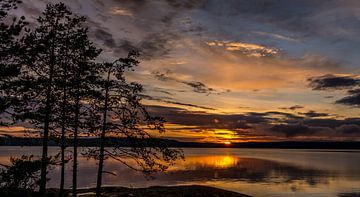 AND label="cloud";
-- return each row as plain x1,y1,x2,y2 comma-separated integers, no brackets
336,89,360,107
335,124,360,134
271,123,318,137
206,41,278,57
93,28,116,48
115,32,177,59
300,110,330,118
182,81,215,94
145,104,360,140
309,74,360,90
165,0,205,9
308,75,360,107
253,31,299,42
280,105,304,111
110,7,134,17
145,105,269,131
141,94,216,110
151,70,226,95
